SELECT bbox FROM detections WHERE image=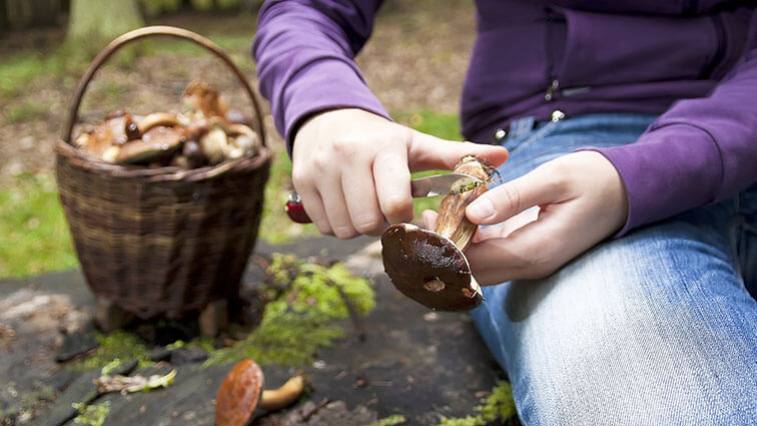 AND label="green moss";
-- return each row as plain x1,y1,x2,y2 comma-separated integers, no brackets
370,414,408,426
0,174,77,279
74,331,152,371
205,253,375,366
437,381,516,426
72,401,110,426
